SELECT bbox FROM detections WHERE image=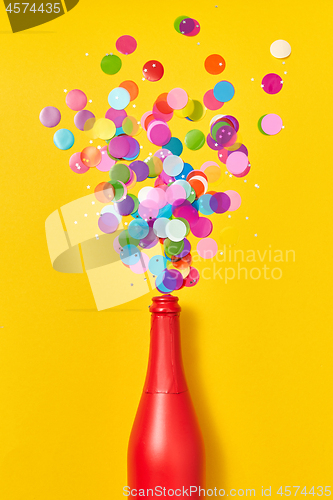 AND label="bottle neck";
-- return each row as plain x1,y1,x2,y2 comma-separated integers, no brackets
144,297,188,394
